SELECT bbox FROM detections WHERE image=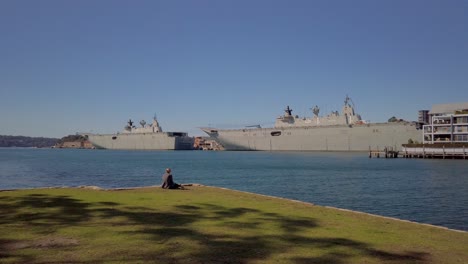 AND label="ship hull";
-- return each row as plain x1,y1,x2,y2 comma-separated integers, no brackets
85,133,194,150
203,123,421,151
